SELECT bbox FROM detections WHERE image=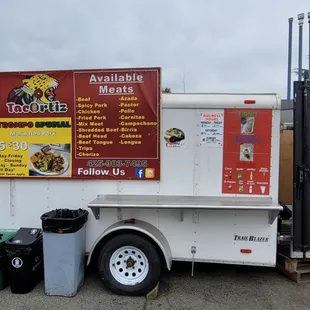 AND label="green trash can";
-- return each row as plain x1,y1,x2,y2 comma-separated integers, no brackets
0,230,17,291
